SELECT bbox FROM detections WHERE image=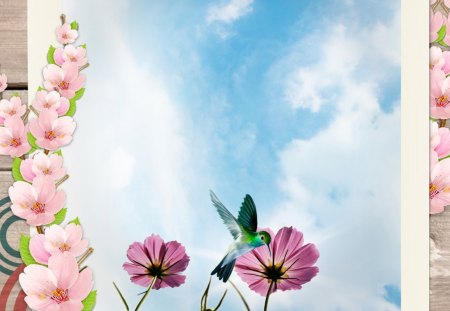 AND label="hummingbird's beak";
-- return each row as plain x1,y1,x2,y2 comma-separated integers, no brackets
267,244,272,257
